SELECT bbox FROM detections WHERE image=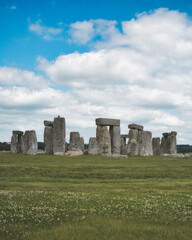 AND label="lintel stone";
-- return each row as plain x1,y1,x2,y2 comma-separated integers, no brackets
44,120,53,127
121,134,129,138
12,130,24,135
128,123,143,131
96,118,120,126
